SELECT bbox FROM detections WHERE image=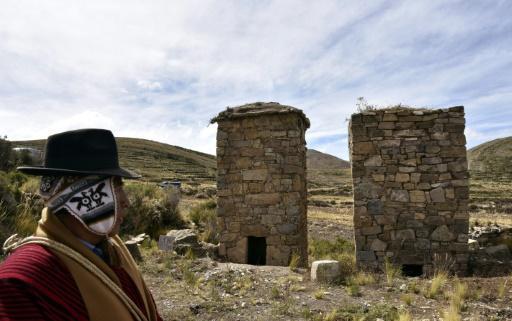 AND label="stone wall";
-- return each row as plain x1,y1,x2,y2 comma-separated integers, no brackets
349,106,469,274
212,102,309,267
